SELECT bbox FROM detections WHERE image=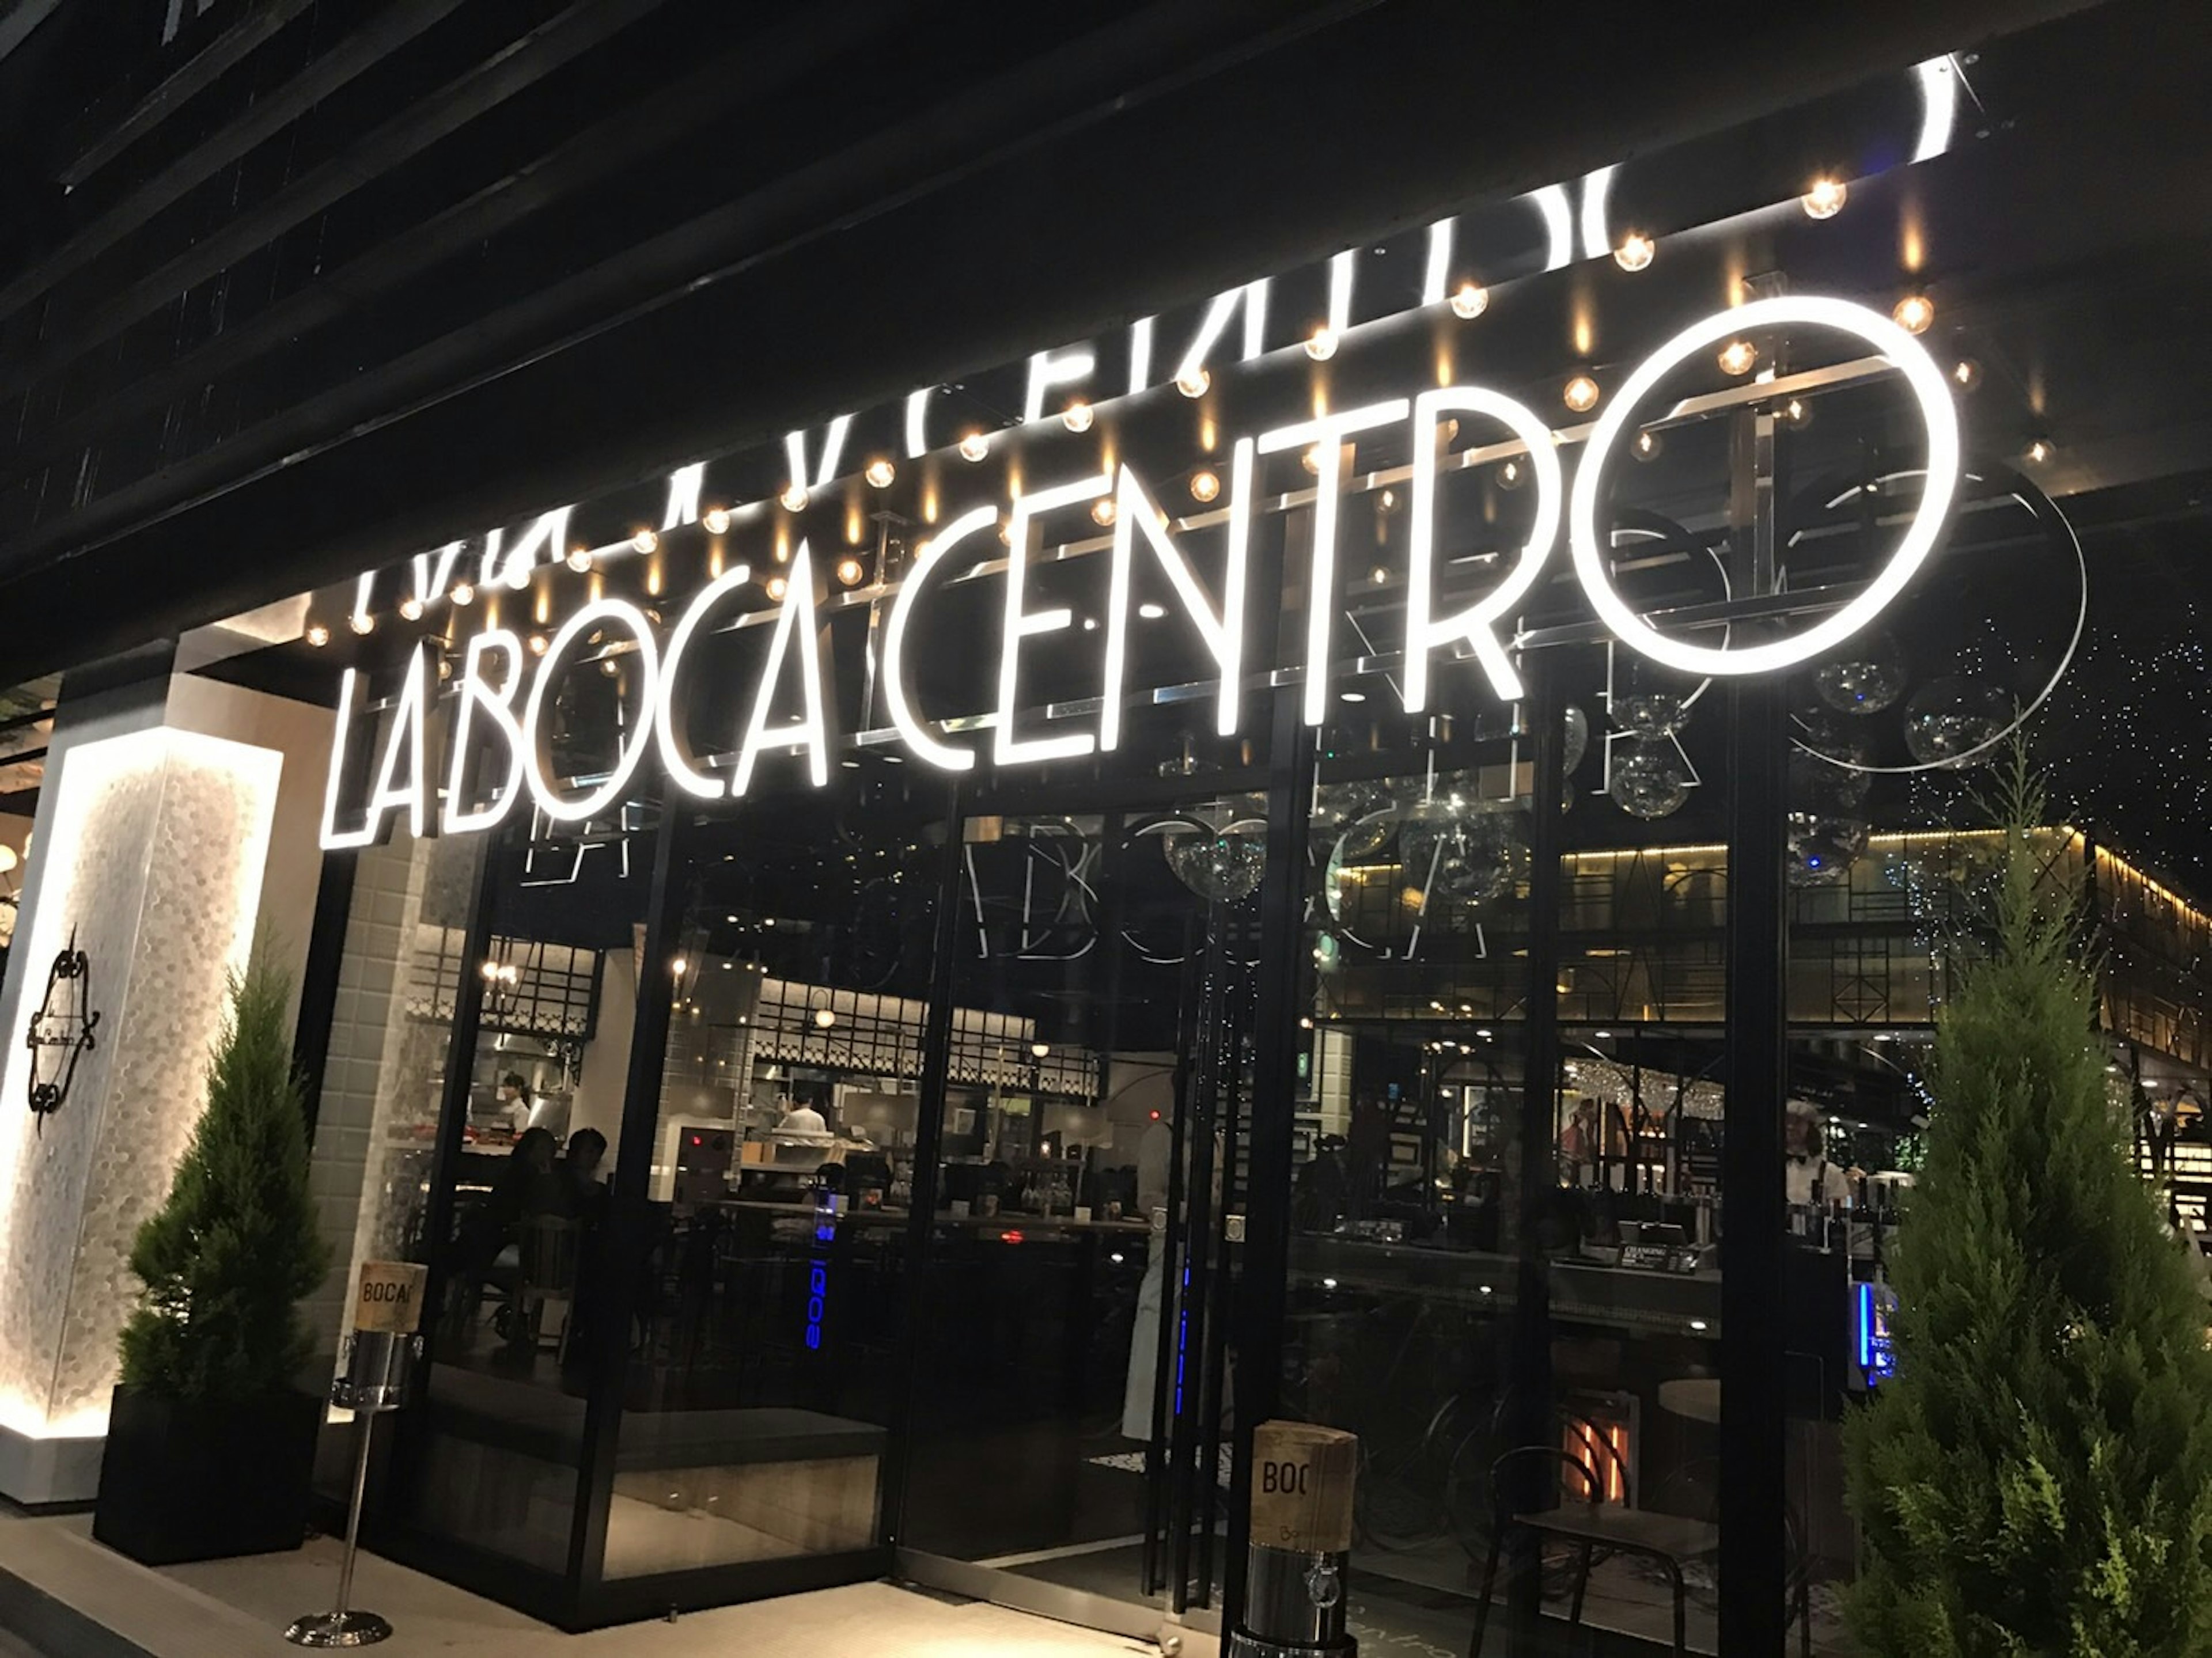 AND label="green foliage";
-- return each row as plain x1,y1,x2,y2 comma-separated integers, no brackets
1843,748,2212,1656
118,947,328,1403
